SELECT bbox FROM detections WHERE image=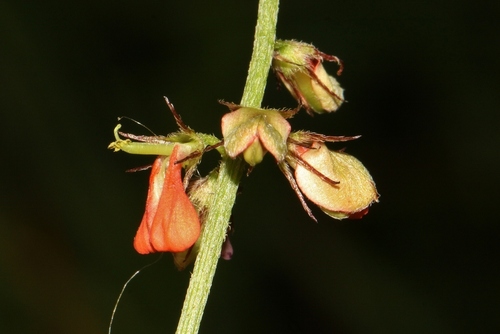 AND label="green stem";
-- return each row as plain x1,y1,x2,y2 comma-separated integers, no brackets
175,0,279,333
241,0,279,108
